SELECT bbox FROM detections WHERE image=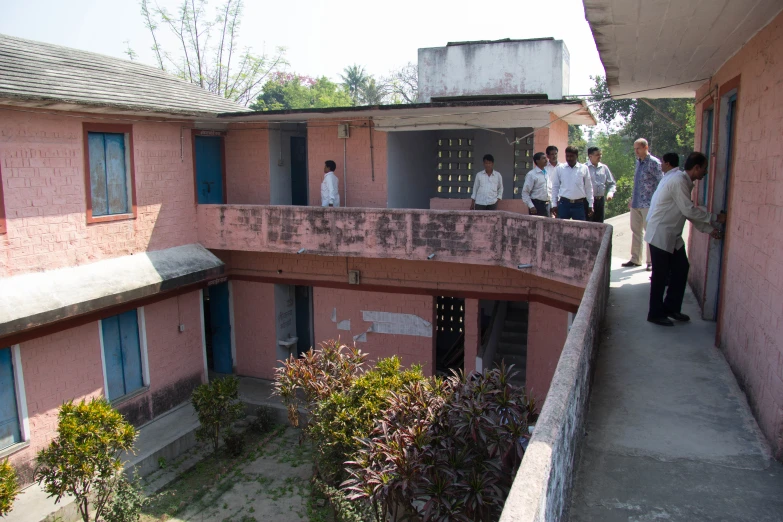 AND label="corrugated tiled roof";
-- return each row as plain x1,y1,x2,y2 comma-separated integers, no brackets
0,33,249,116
